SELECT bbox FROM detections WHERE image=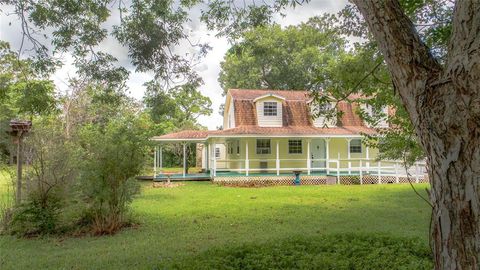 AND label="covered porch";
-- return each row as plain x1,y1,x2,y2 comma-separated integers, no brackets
151,134,427,184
